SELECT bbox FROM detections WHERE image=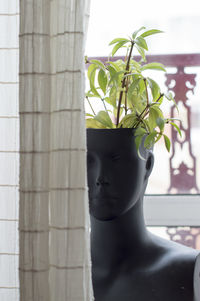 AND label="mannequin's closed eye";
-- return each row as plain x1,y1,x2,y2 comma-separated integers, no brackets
87,153,96,165
110,153,121,161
